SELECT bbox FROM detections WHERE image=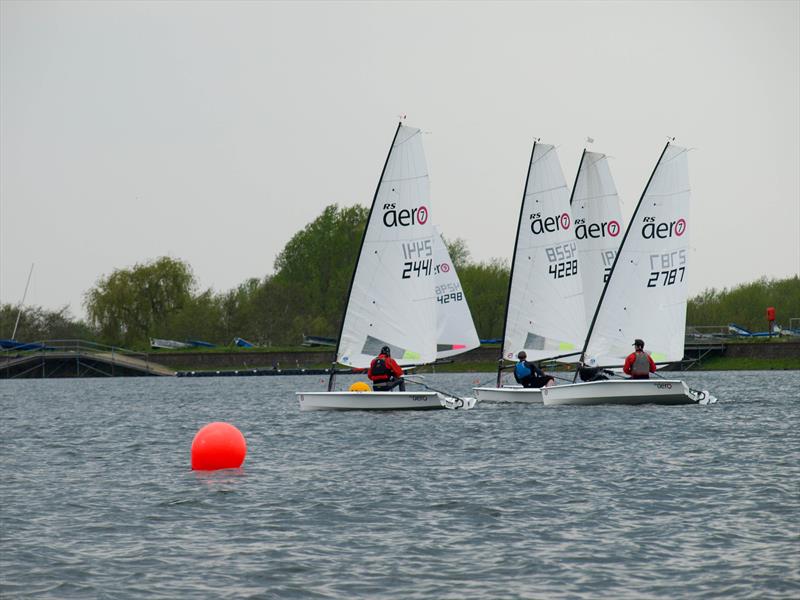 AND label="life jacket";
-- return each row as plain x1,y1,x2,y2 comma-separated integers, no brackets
514,361,532,381
631,351,651,378
370,355,392,381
